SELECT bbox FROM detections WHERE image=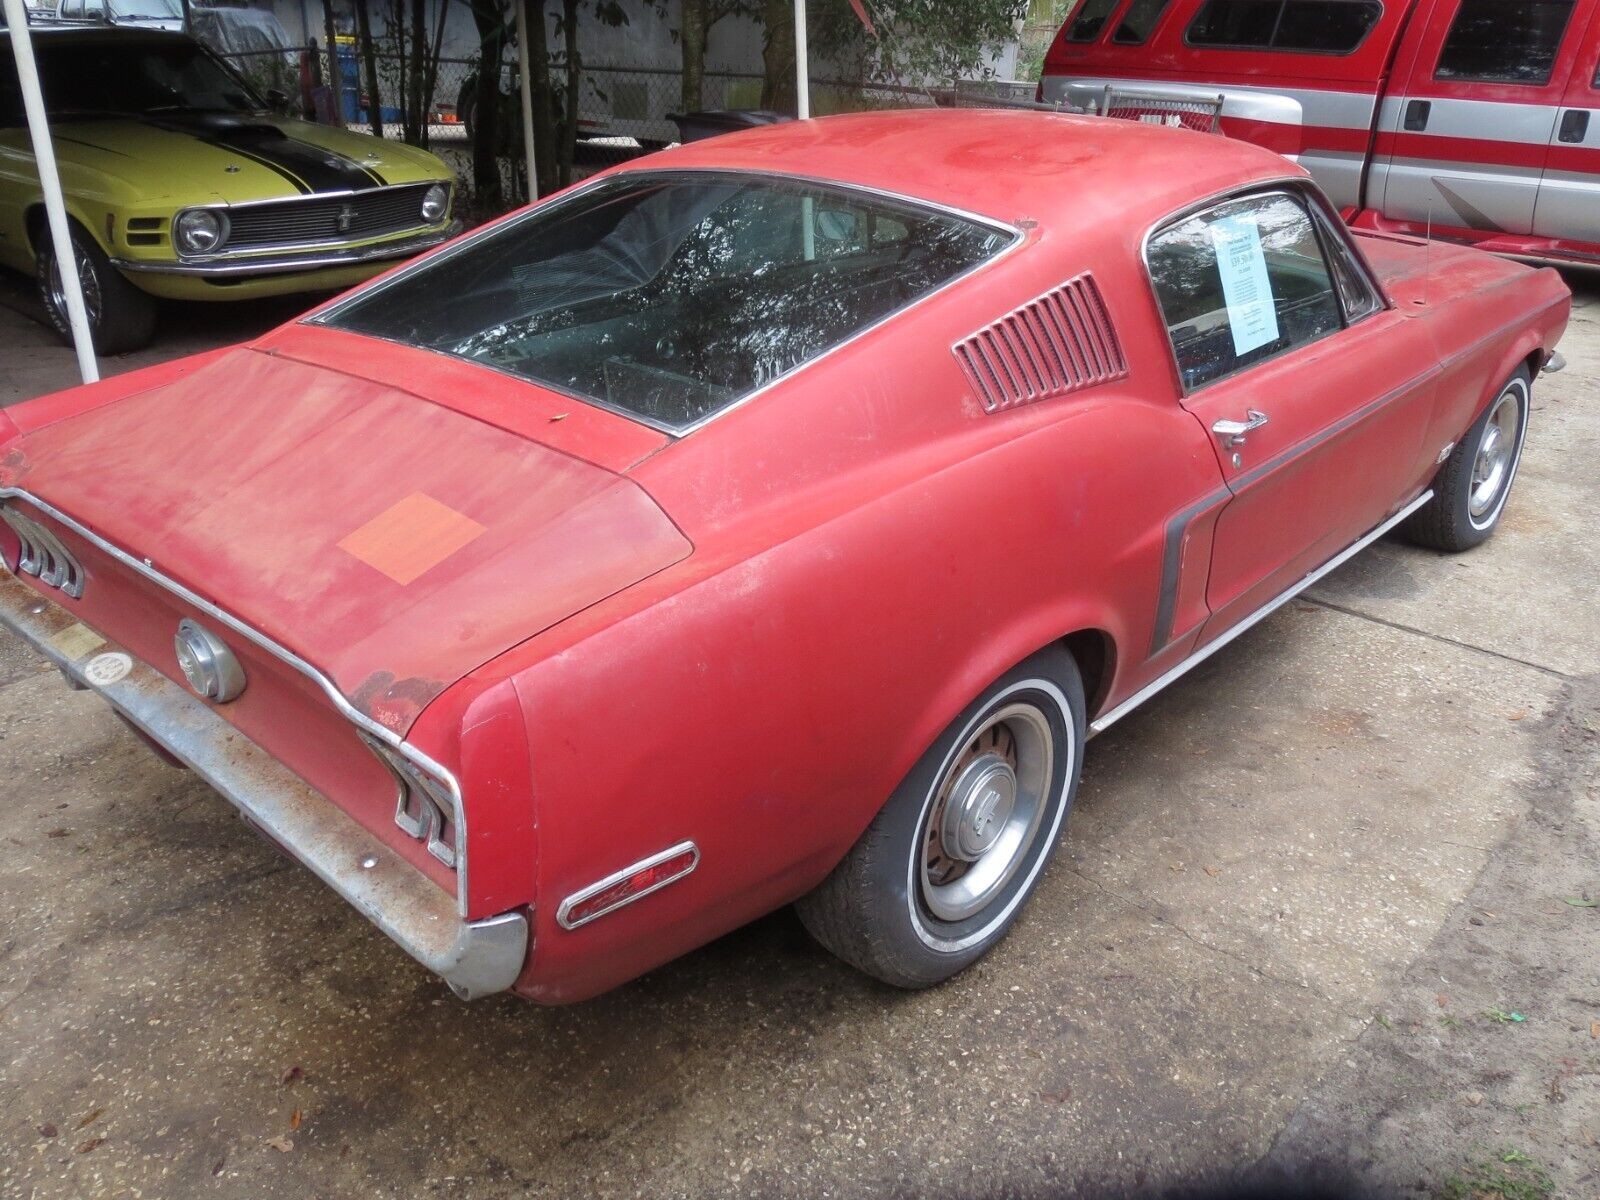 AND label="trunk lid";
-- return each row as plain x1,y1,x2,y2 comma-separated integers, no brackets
0,346,692,735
